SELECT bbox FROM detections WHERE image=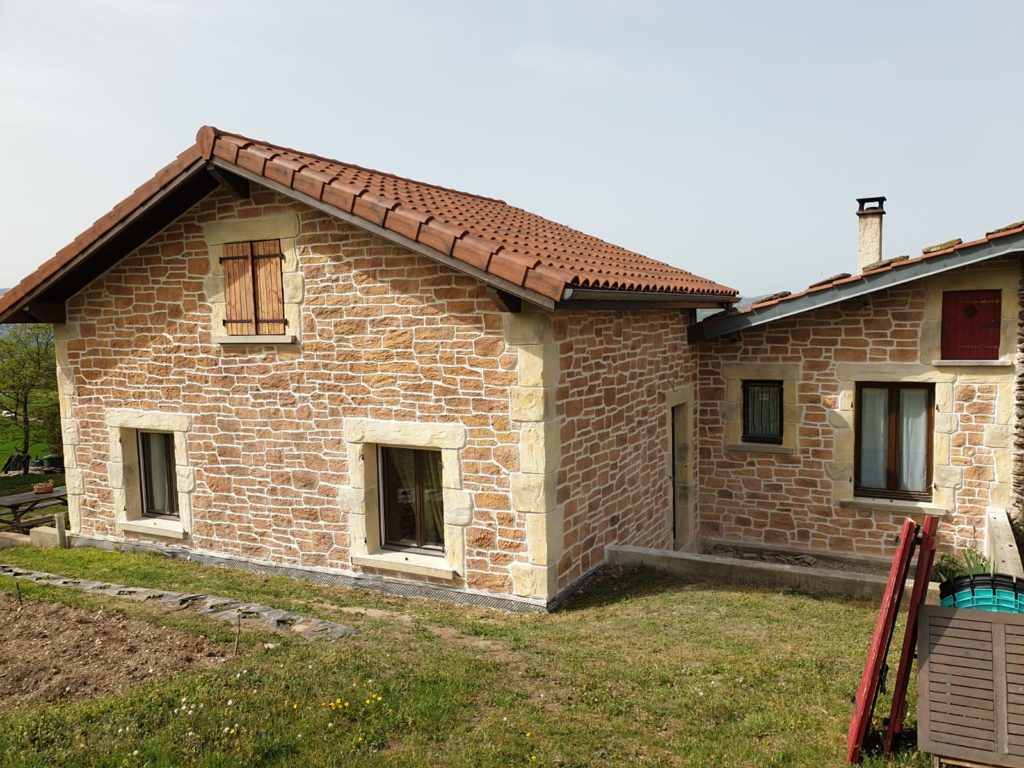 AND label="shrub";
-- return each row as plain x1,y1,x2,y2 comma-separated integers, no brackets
931,547,991,583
